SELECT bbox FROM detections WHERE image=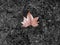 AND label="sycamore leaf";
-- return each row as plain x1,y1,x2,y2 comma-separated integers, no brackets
21,11,39,27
